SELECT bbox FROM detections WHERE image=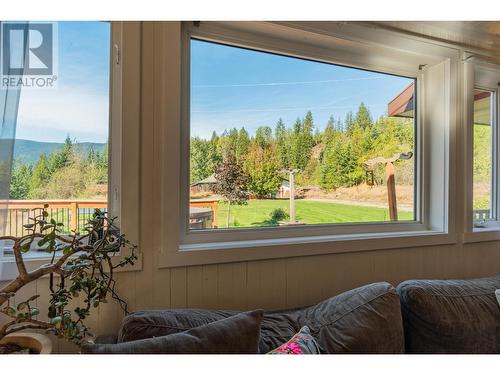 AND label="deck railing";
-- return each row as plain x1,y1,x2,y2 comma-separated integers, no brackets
473,209,491,222
2,199,108,236
3,199,219,235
